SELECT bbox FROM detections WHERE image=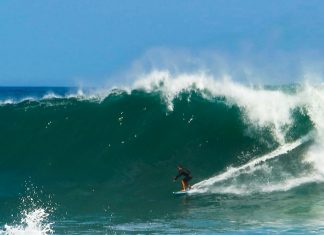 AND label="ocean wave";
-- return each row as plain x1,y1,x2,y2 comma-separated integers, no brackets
0,72,323,198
